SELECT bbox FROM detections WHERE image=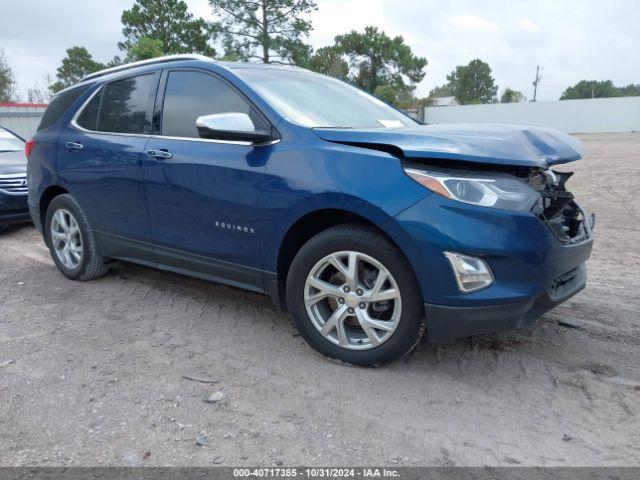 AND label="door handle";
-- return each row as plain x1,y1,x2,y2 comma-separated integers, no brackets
147,149,173,160
65,141,84,151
